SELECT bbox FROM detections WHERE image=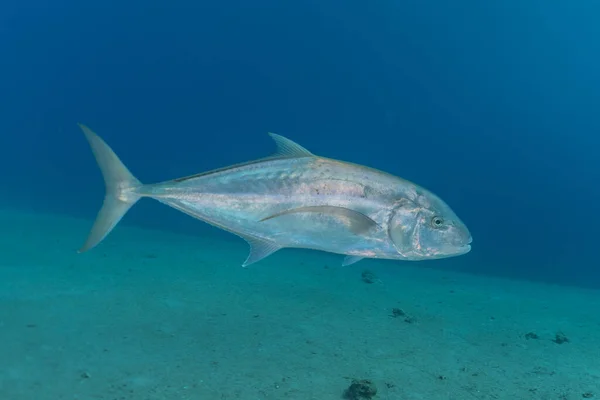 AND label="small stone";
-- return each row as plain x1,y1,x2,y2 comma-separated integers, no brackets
343,379,377,400
553,332,569,344
361,270,377,284
391,308,406,318
525,332,539,340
